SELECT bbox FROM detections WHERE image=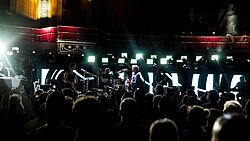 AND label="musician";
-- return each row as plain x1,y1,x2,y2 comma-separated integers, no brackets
152,67,168,90
100,68,114,92
233,75,248,104
20,56,34,81
130,65,144,93
0,62,8,77
63,62,78,90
